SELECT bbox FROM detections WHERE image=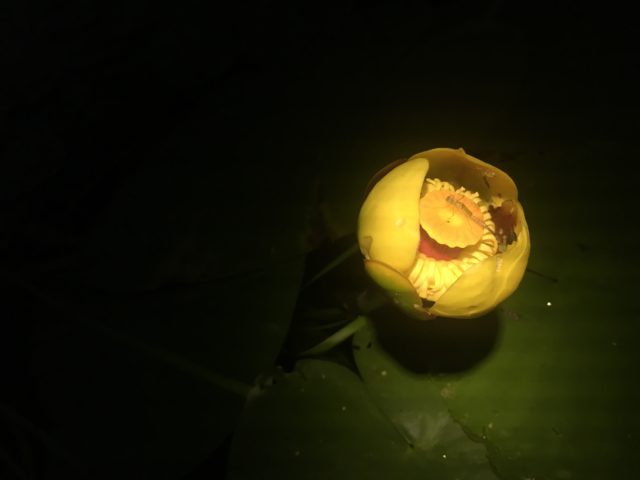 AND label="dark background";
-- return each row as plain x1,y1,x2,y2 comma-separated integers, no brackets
2,1,638,479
